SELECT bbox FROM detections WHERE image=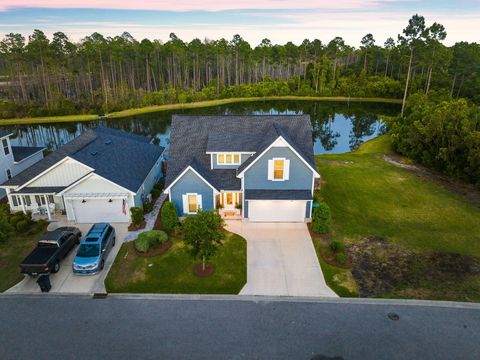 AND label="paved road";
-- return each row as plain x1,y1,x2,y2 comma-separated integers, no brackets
226,221,337,297
1,295,479,360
